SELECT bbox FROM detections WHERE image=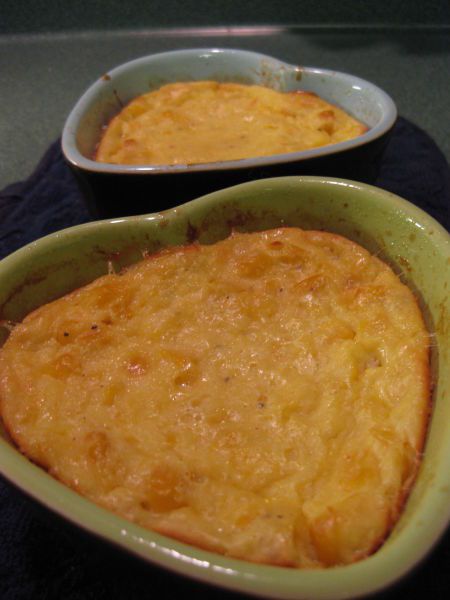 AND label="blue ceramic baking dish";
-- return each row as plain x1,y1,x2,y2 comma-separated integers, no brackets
62,48,397,218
